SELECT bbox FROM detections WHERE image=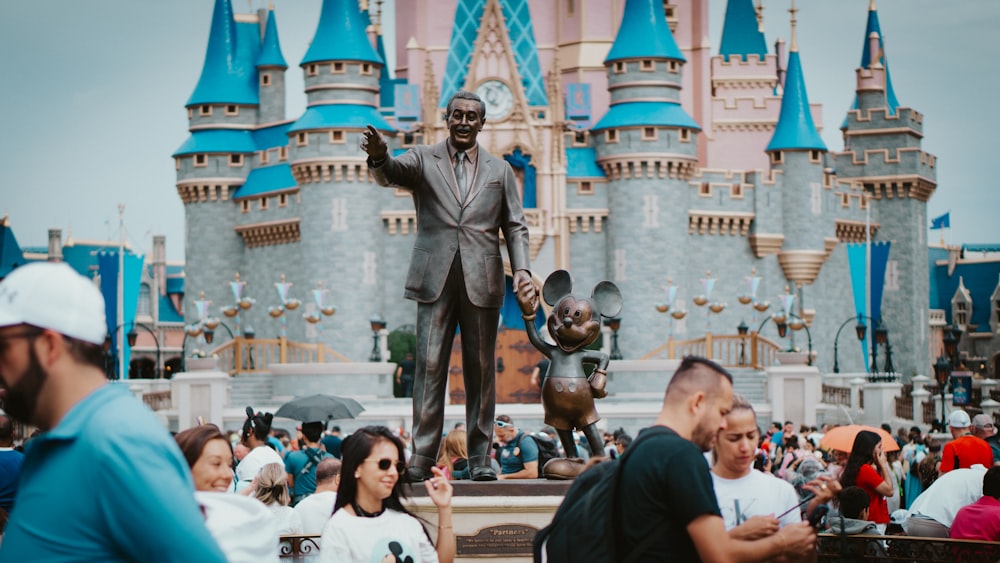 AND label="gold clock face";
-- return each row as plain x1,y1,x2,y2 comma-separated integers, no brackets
476,80,514,121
